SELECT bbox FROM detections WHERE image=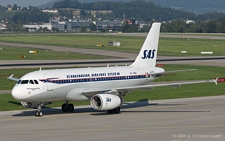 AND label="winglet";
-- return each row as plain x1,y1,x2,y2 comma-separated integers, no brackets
213,77,218,85
7,74,20,82
8,74,14,79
